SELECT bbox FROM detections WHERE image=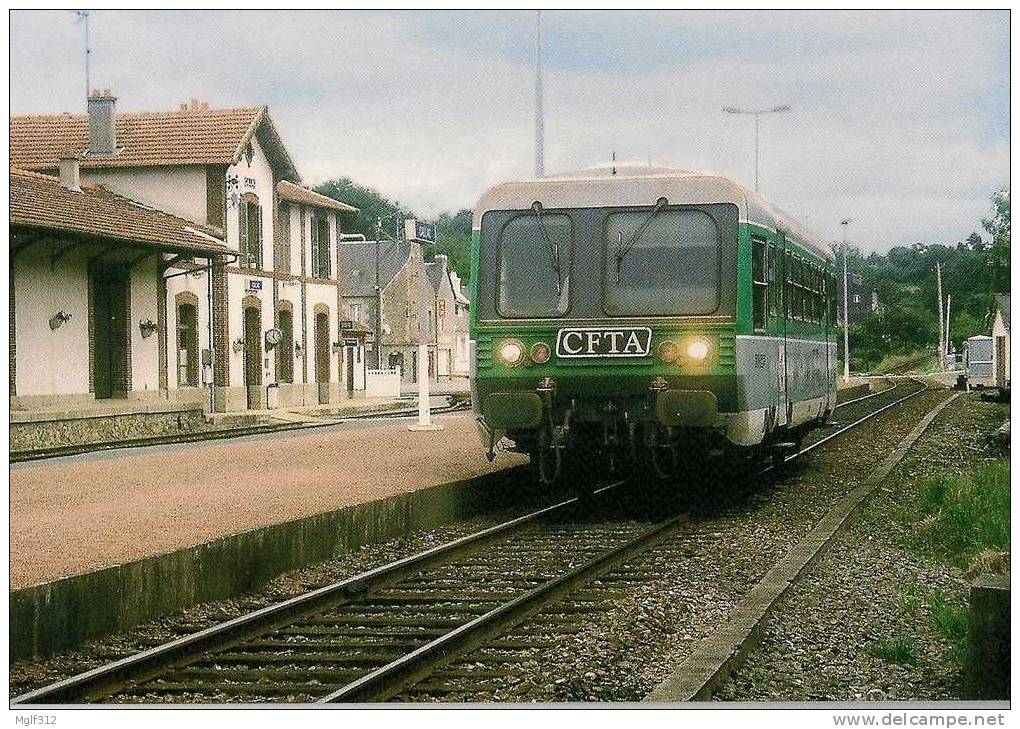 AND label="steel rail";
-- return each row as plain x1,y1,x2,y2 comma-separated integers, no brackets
797,377,926,460
10,402,471,464
832,377,898,410
318,379,929,702
14,379,927,705
11,481,617,705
